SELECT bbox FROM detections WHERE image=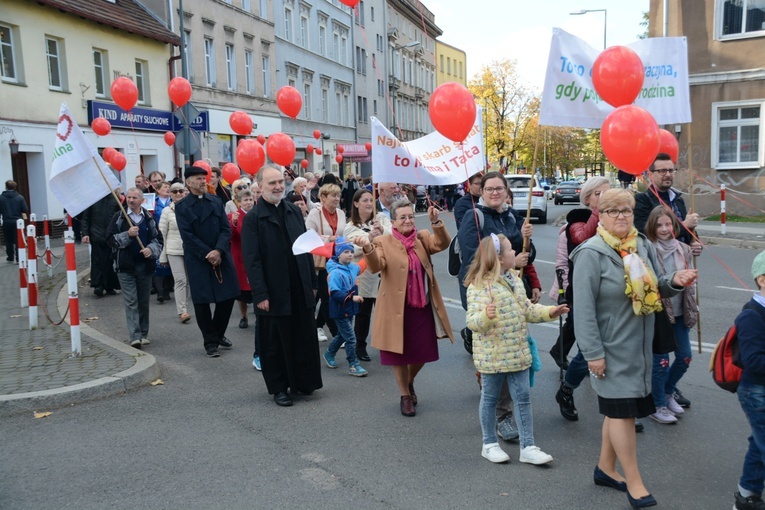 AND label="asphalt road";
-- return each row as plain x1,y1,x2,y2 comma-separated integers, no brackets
1,202,759,509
